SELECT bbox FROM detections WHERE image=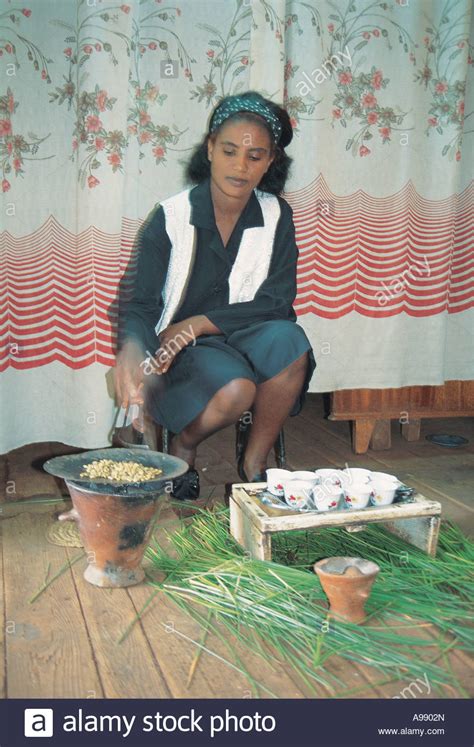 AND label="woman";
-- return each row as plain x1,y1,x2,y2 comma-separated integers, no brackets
115,91,316,500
